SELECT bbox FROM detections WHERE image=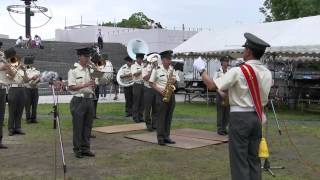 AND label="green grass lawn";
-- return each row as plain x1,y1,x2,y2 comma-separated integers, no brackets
1,102,319,180
37,102,320,121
